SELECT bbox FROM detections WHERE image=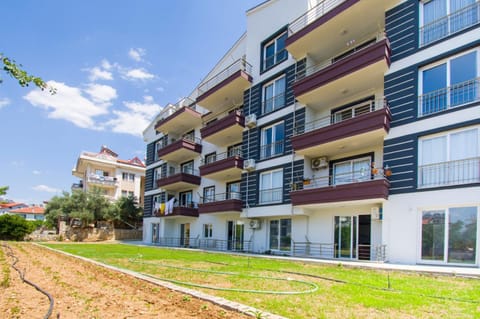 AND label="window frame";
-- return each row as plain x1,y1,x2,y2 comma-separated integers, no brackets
261,30,288,72
203,186,215,203
203,224,213,238
269,218,292,251
262,75,286,115
259,168,283,204
260,121,285,160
